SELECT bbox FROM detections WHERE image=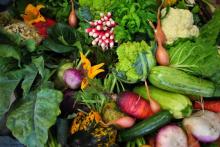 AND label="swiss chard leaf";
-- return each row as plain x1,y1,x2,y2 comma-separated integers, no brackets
6,89,63,147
